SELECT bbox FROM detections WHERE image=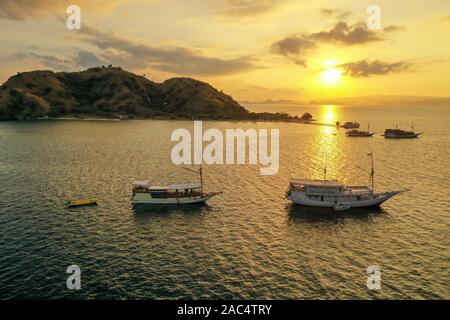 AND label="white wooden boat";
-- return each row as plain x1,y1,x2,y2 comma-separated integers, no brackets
346,130,374,137
132,167,221,205
286,153,407,210
382,124,423,139
346,124,374,137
